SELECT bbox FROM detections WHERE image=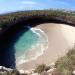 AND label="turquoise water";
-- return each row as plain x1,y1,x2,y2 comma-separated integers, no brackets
14,26,48,64
14,27,40,61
